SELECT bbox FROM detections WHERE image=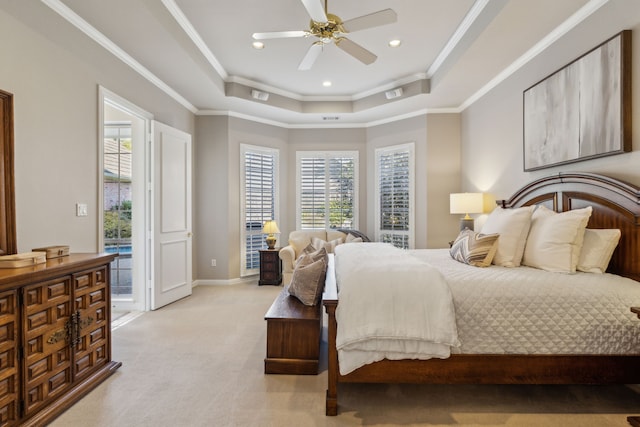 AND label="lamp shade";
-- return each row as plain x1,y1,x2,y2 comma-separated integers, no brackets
262,220,280,235
449,193,484,215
